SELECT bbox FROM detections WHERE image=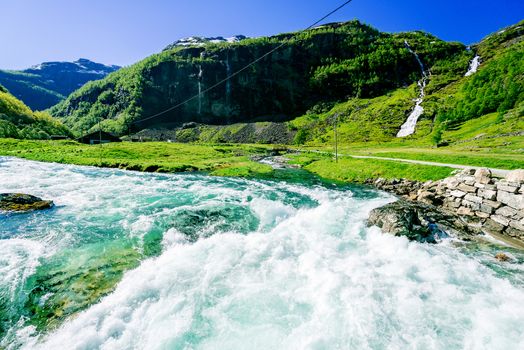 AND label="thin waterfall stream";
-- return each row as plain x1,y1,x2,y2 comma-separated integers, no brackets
397,41,430,138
